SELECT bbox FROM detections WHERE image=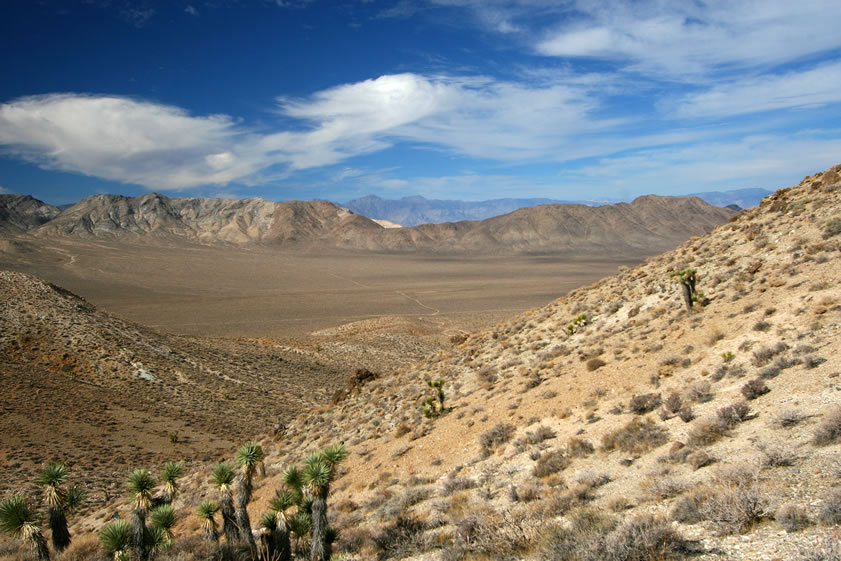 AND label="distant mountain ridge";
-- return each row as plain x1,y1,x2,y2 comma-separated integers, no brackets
0,191,736,256
344,189,770,226
0,194,61,234
343,195,591,227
